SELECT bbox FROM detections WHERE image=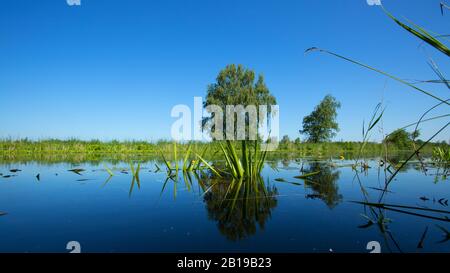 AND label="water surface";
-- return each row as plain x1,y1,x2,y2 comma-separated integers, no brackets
0,157,448,253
